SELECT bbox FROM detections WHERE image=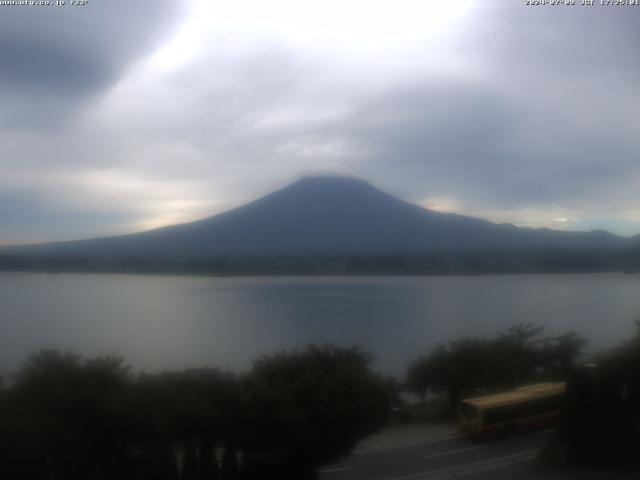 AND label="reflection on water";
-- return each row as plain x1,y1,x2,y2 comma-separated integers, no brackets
1,272,639,376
